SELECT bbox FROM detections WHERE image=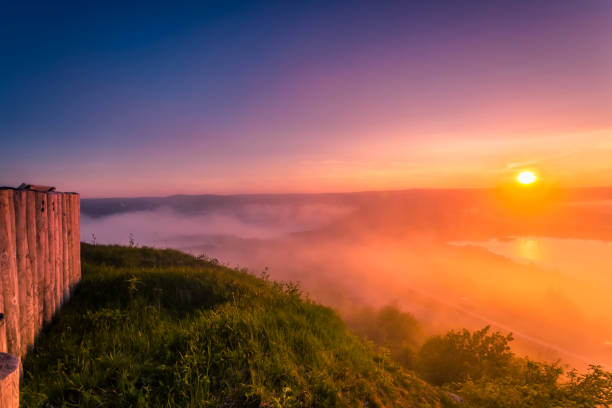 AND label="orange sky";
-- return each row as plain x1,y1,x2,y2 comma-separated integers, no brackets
2,2,611,197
